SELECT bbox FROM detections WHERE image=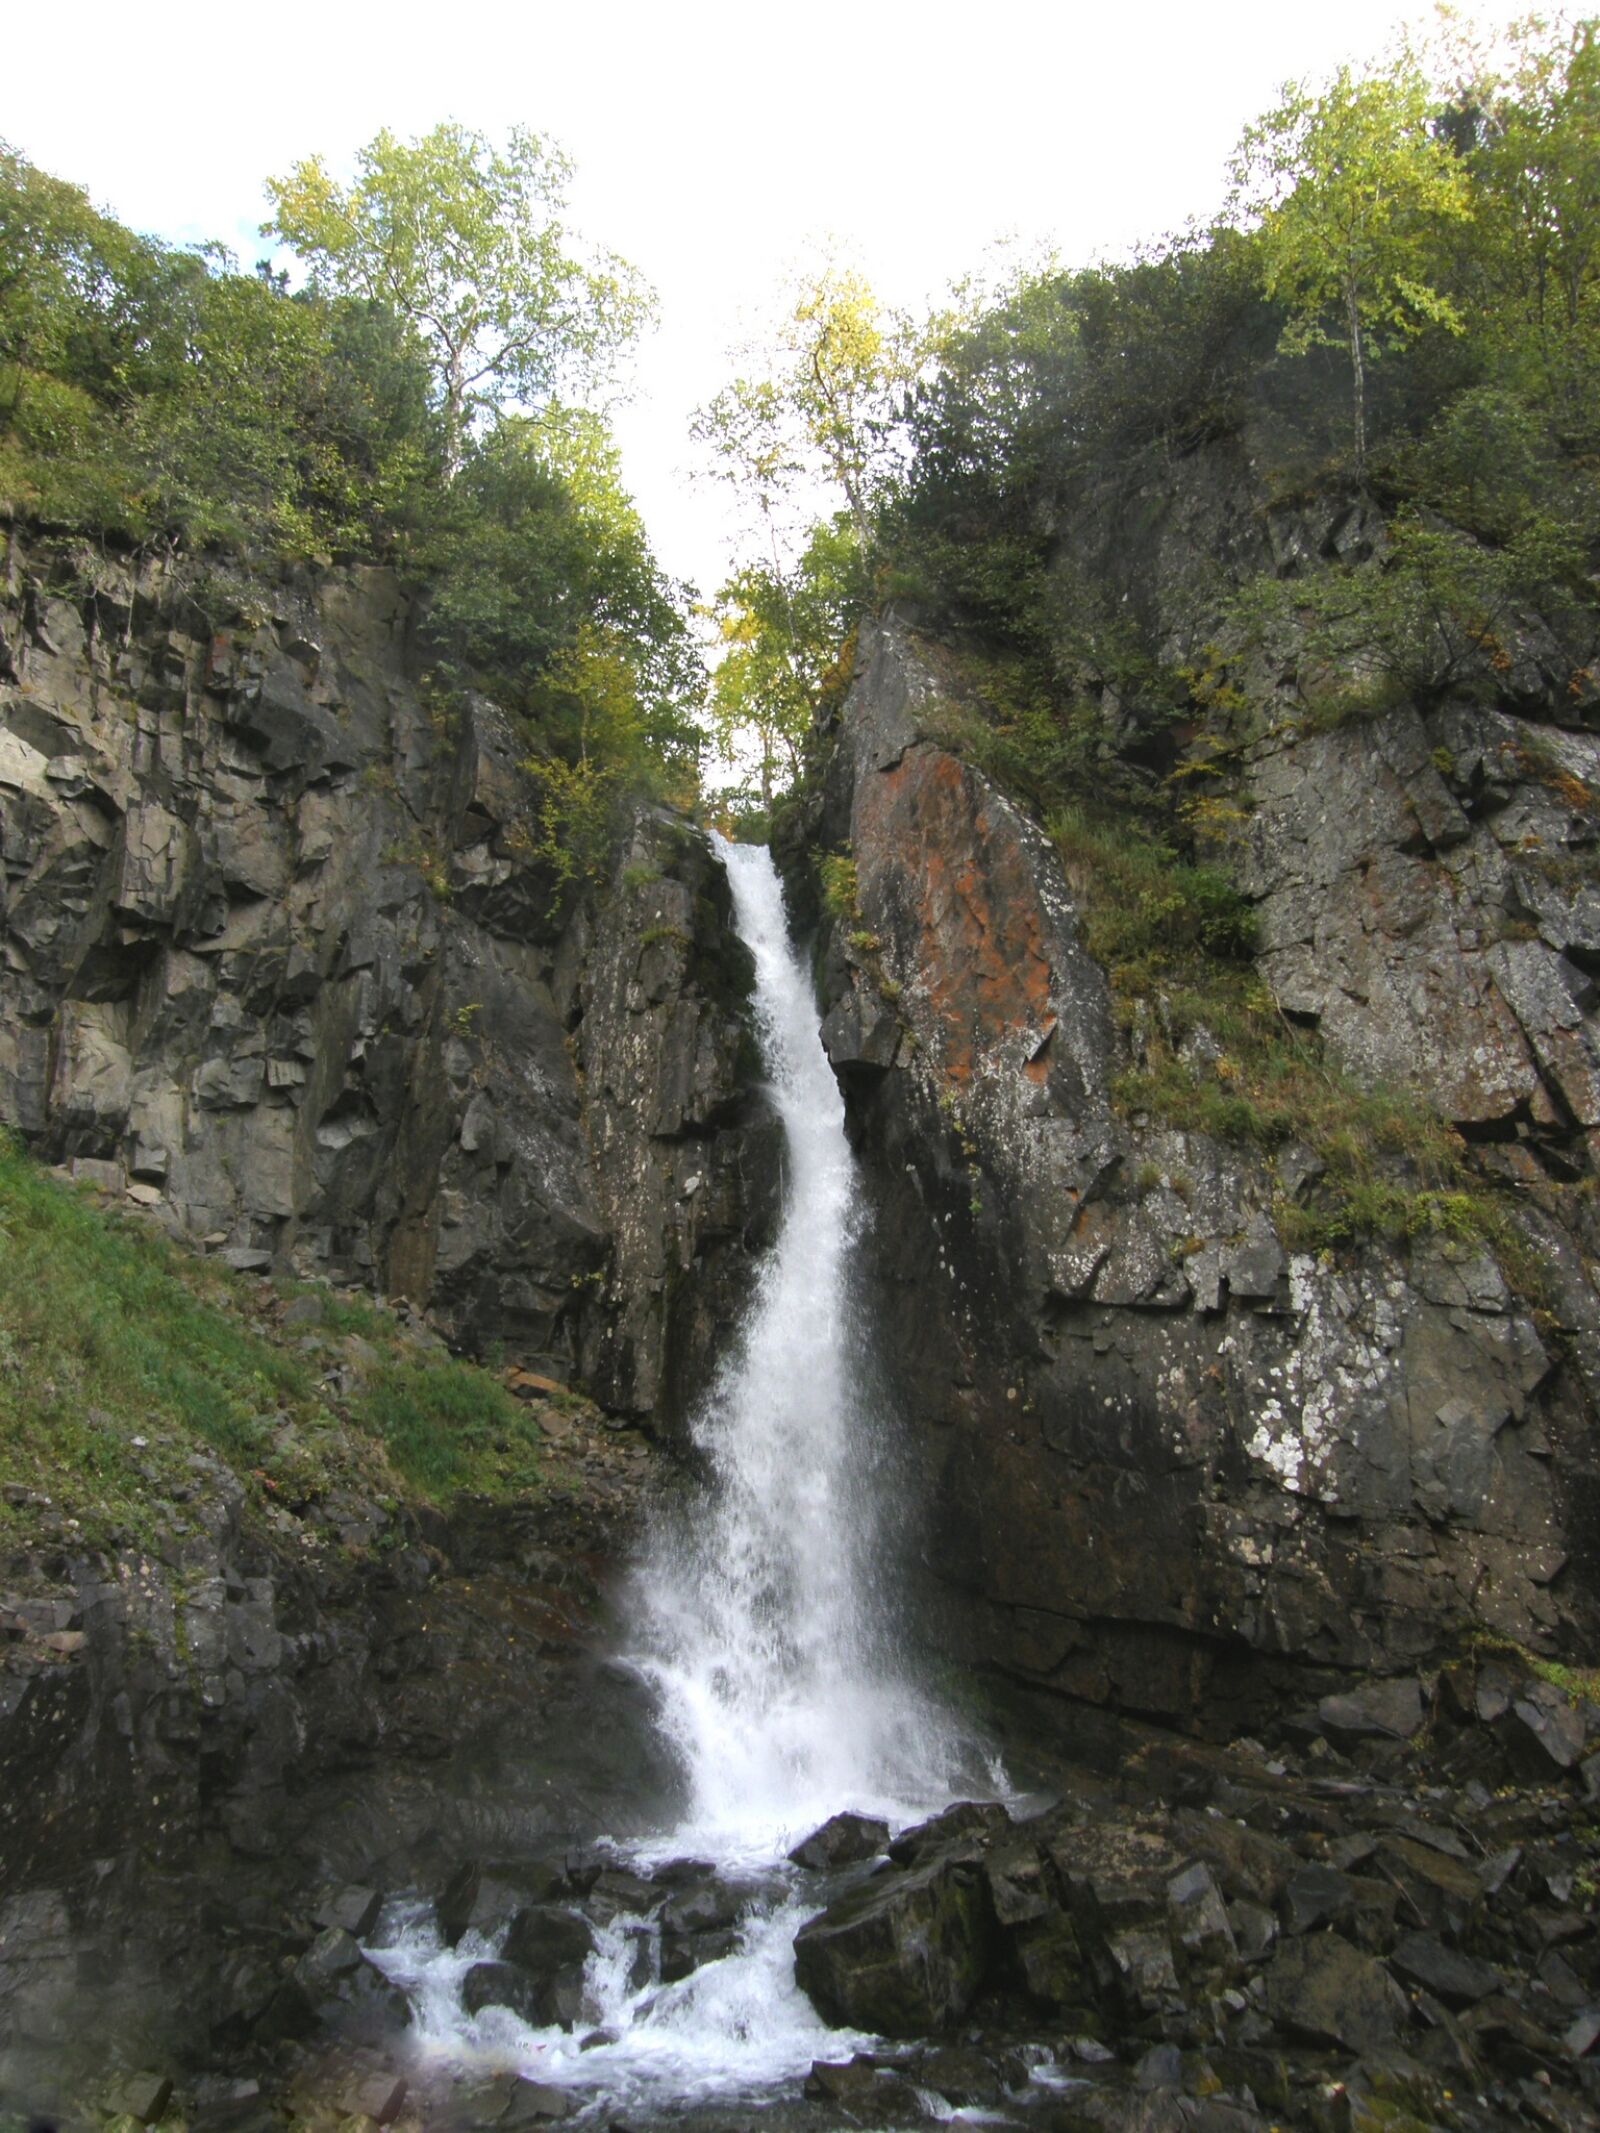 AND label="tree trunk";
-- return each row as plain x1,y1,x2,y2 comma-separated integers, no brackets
443,354,467,481
1345,280,1367,478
